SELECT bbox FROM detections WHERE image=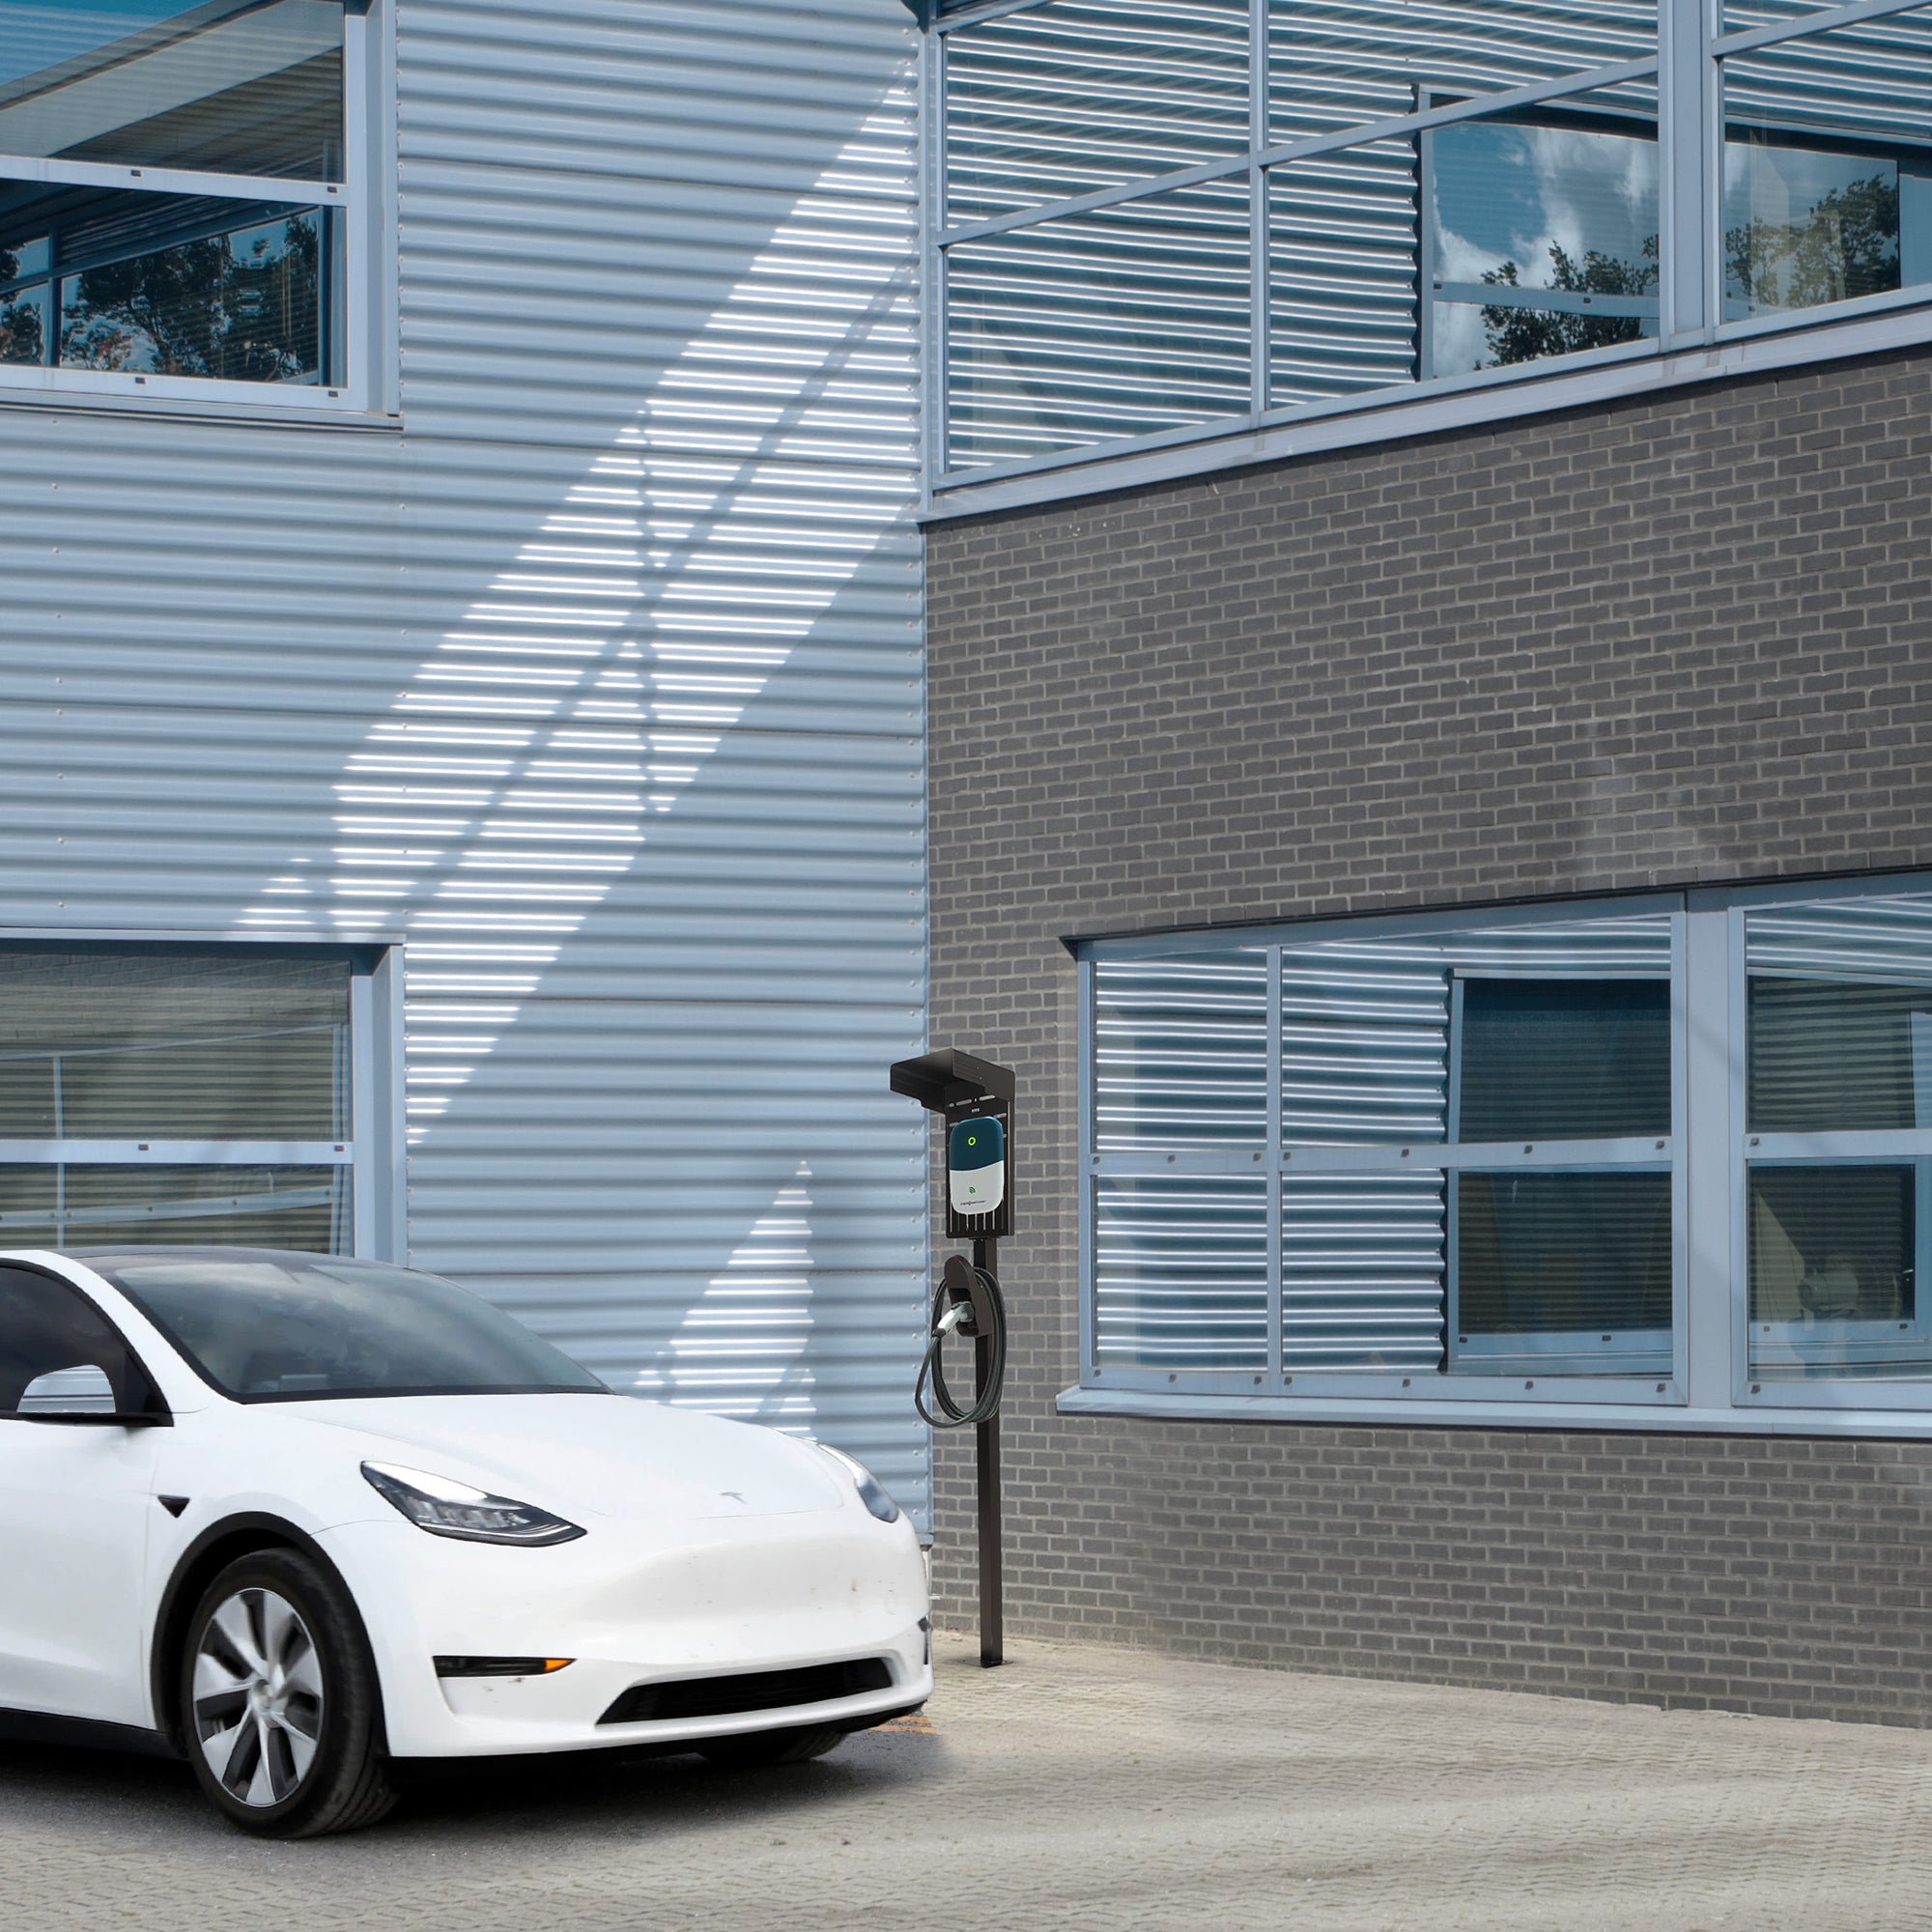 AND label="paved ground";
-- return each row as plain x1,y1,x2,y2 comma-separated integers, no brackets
8,1633,1932,1930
